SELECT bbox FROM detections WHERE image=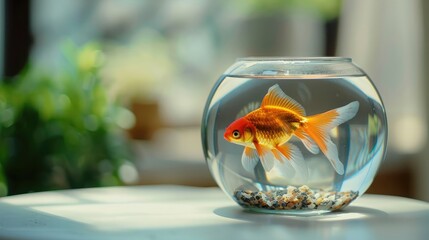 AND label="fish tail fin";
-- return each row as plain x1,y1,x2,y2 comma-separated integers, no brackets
303,101,359,175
